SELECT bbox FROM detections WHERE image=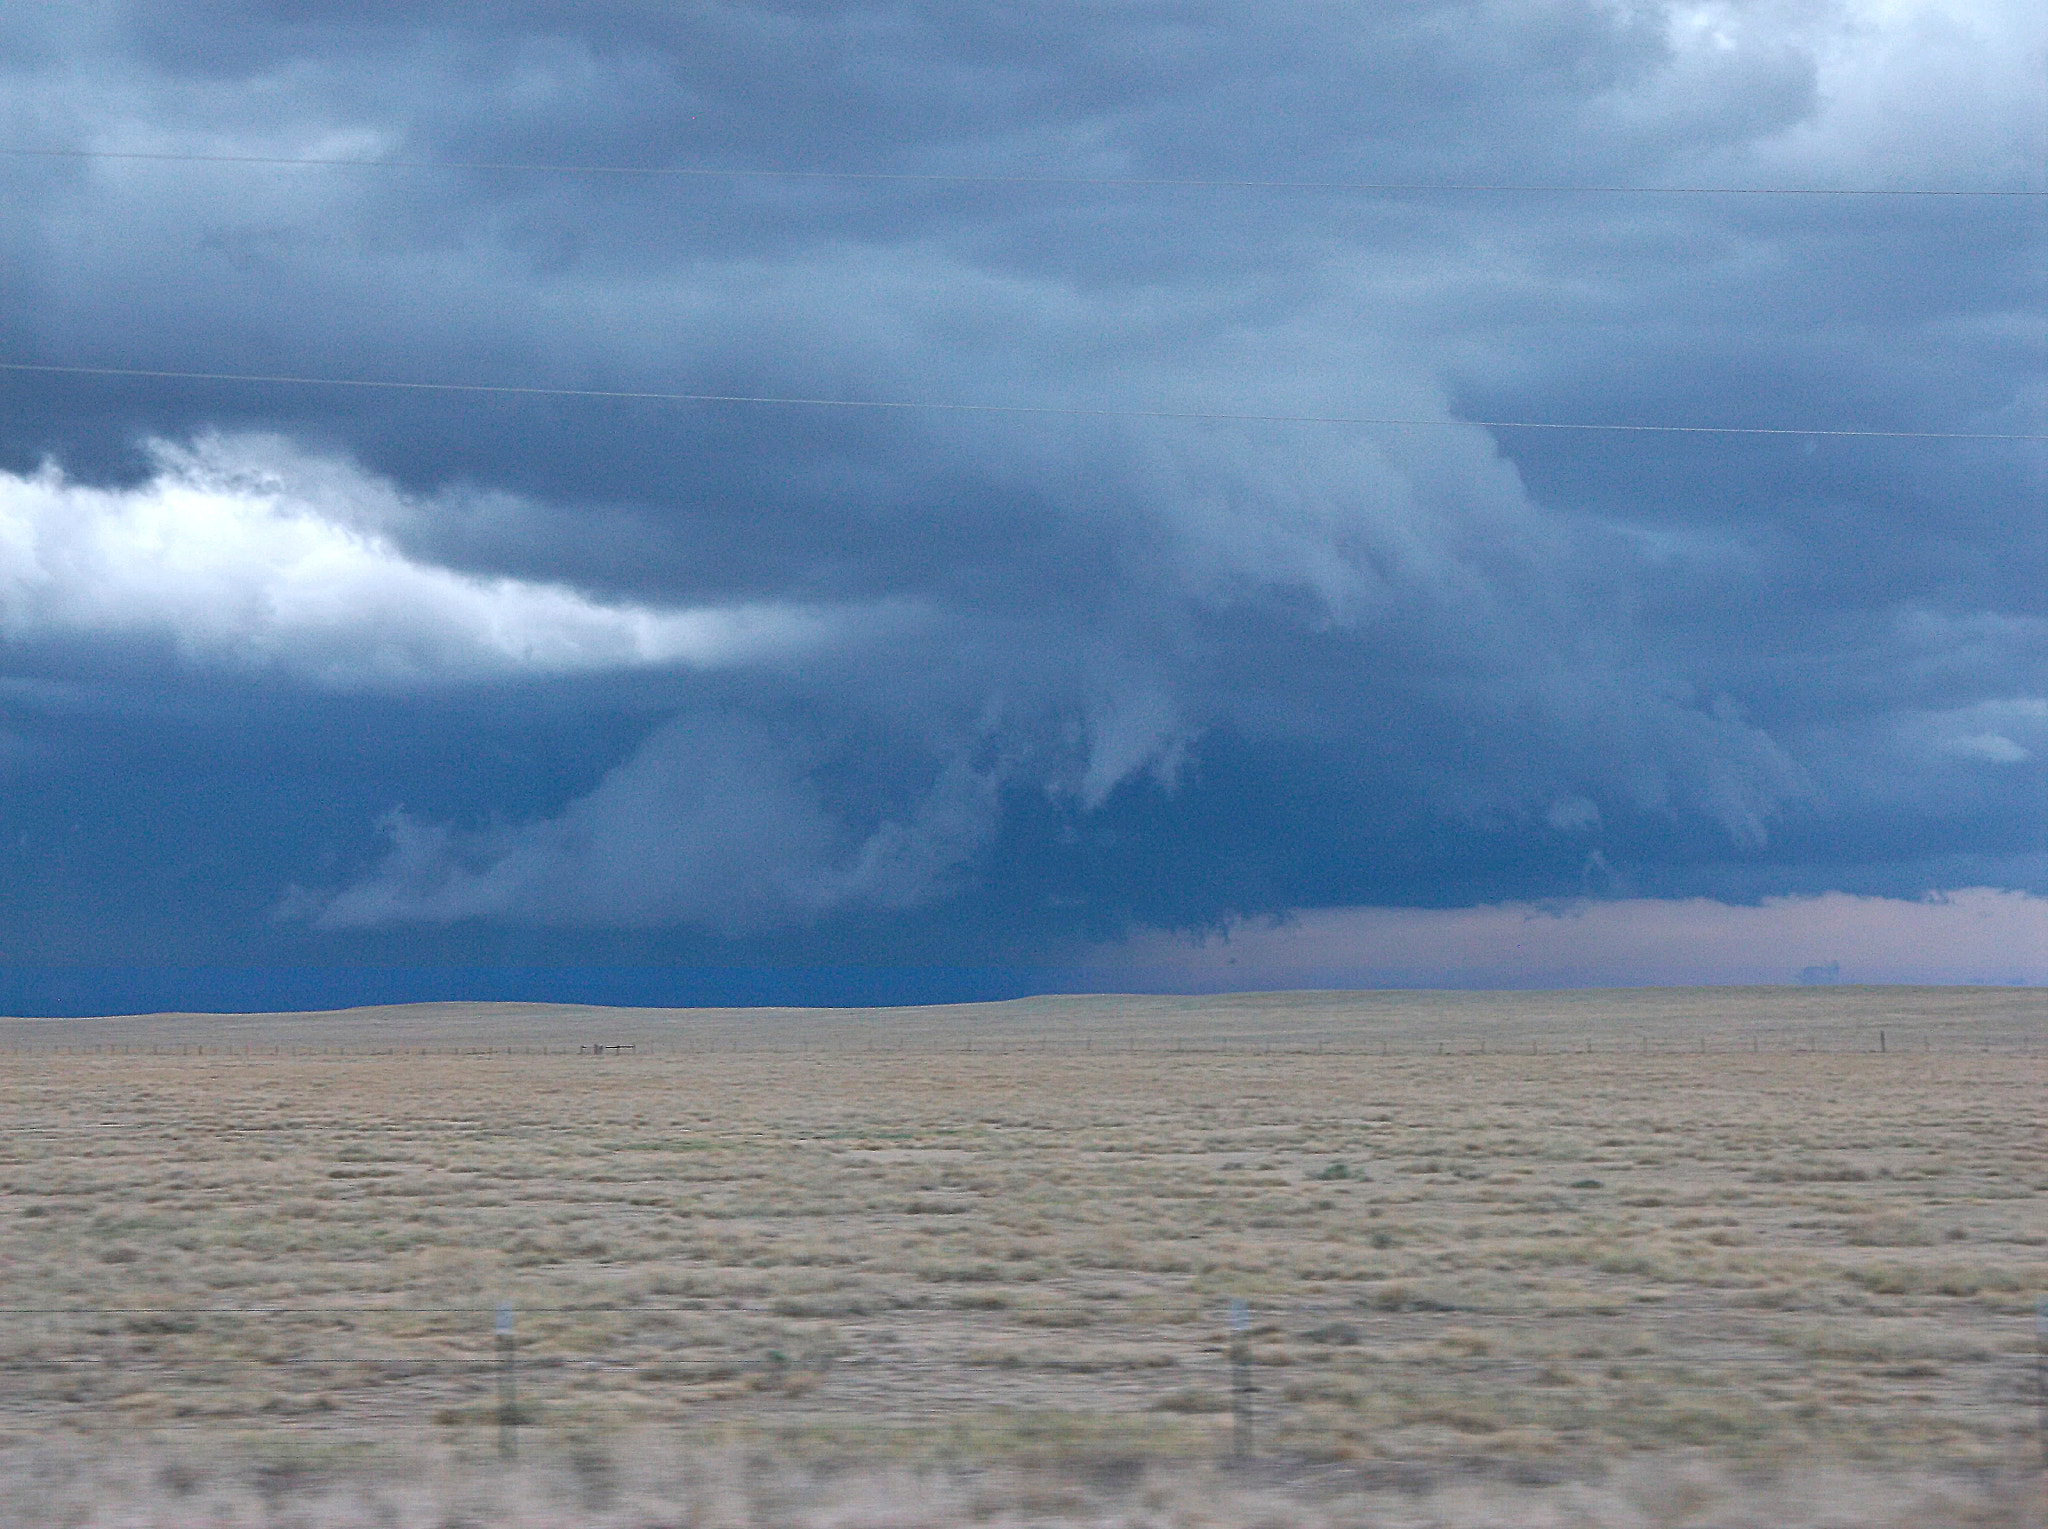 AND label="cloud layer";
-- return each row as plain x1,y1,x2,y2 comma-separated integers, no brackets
1106,888,2048,988
0,1,2041,987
